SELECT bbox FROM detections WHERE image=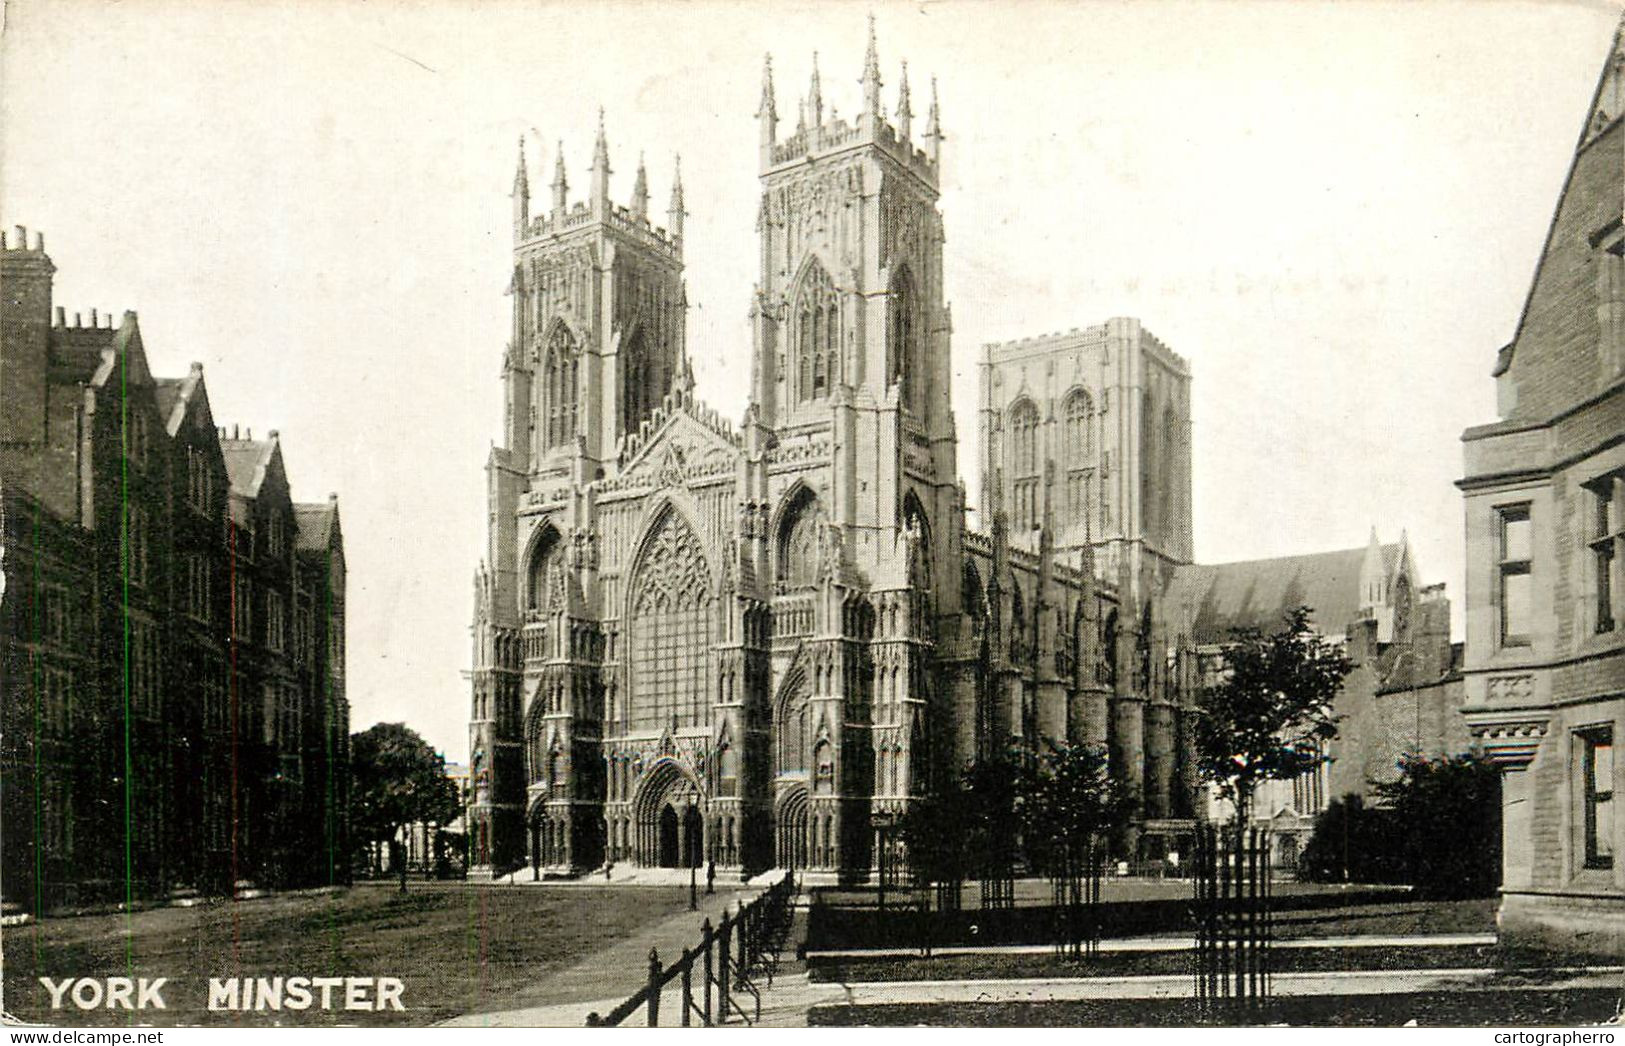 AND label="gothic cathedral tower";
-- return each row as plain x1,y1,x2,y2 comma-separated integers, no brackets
469,116,687,874
749,22,961,613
